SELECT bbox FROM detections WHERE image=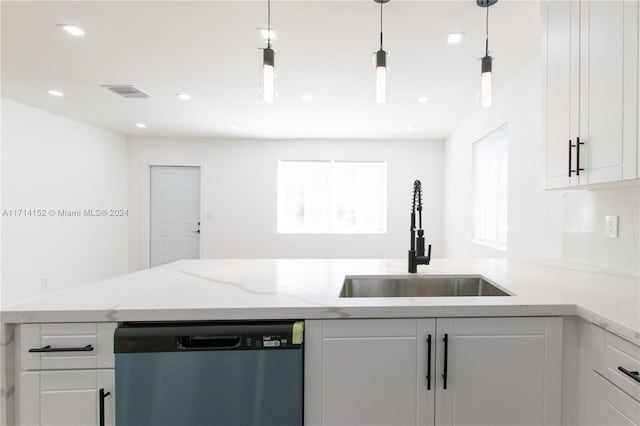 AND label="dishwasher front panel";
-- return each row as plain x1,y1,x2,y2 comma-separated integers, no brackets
116,349,302,426
114,322,303,426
